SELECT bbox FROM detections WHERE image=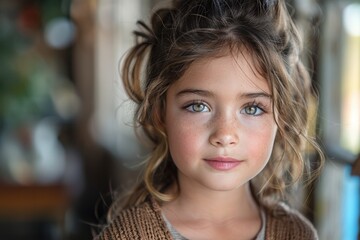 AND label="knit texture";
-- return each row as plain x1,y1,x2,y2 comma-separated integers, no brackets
94,198,318,240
